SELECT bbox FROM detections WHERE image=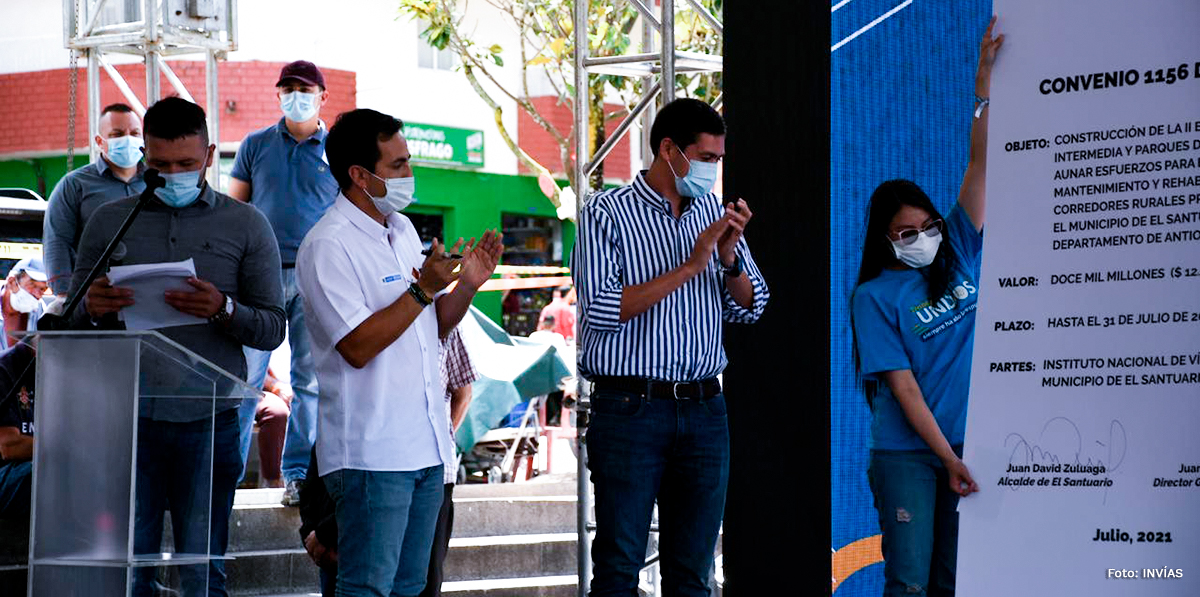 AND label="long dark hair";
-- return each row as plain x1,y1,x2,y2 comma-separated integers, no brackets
851,179,959,405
